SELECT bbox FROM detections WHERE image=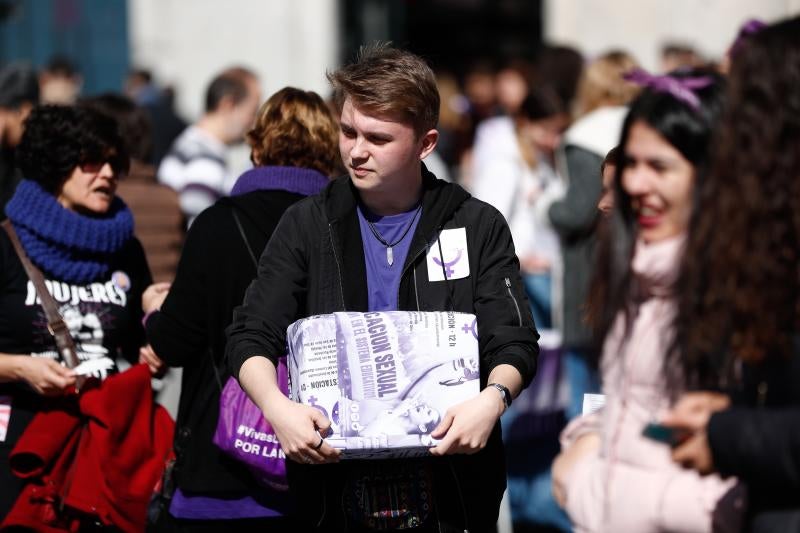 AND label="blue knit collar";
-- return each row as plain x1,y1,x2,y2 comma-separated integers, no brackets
229,166,330,197
5,179,134,284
